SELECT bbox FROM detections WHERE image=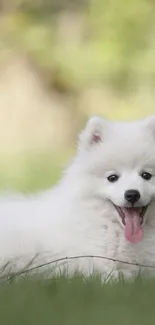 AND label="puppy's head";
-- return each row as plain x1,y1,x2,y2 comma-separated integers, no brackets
77,115,155,243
